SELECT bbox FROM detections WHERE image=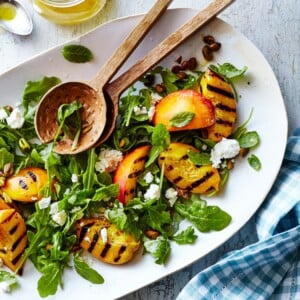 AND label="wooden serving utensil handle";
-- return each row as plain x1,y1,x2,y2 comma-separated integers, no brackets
90,0,173,89
105,0,235,100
